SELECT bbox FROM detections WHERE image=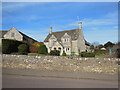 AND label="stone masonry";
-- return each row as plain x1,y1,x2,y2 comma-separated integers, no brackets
2,54,119,74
